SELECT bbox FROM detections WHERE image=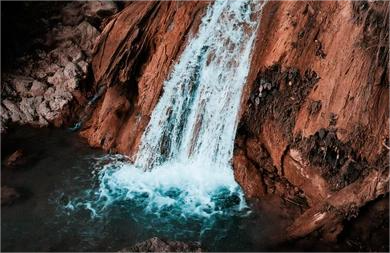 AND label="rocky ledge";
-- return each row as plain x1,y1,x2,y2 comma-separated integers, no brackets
0,1,118,133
